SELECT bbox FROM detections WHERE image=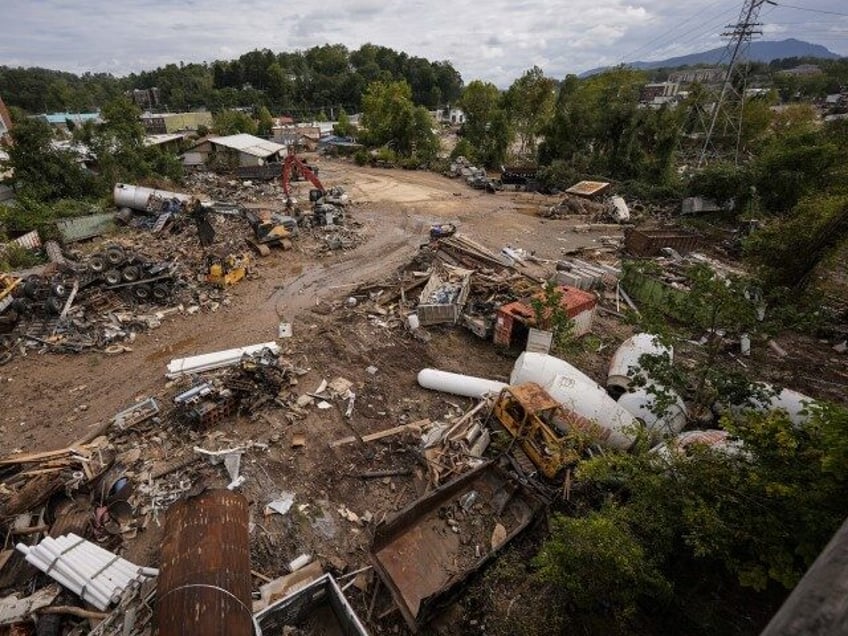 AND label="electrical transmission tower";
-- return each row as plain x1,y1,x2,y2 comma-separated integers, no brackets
697,0,768,168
